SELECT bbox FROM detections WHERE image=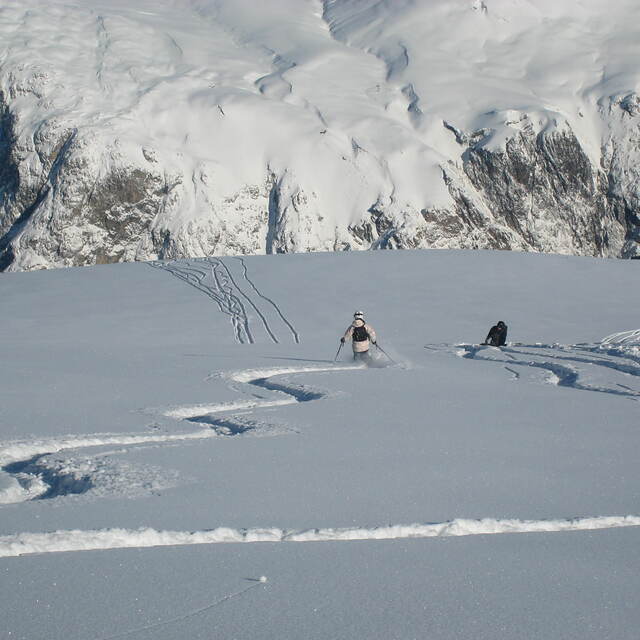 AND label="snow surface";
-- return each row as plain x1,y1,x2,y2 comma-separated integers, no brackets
1,248,639,638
